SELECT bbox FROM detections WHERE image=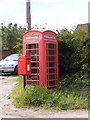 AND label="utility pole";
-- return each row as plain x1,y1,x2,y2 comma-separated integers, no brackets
88,2,90,37
26,0,31,31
